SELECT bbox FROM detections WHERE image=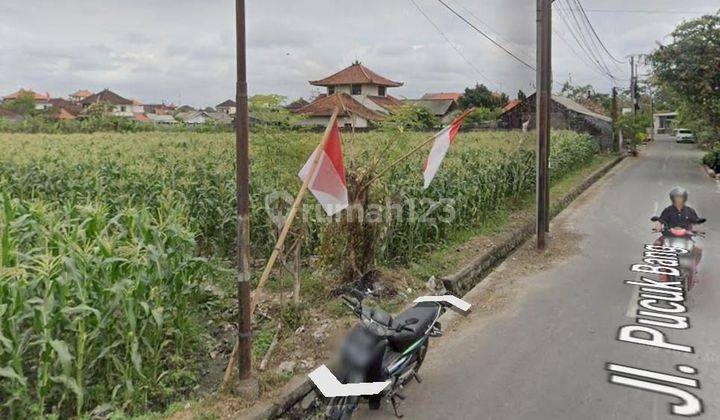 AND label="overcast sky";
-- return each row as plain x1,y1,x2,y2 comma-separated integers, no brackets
0,1,716,107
